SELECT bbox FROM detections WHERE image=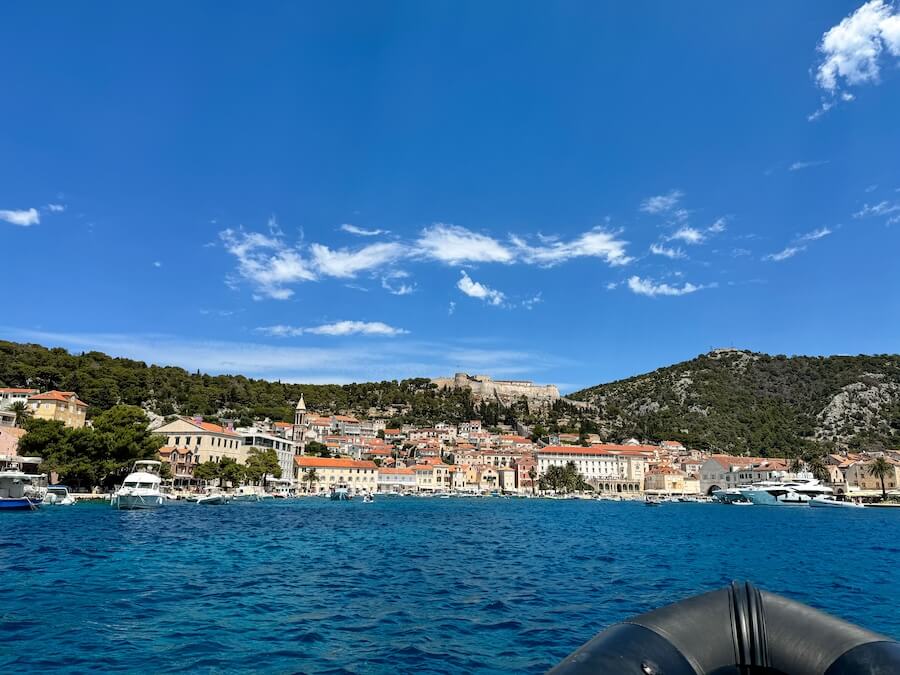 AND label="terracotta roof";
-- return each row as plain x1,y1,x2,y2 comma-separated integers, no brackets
28,390,88,407
294,456,376,469
0,388,40,394
538,445,652,456
0,427,27,440
706,454,788,471
273,421,293,428
180,417,238,436
378,468,415,475
159,446,195,456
